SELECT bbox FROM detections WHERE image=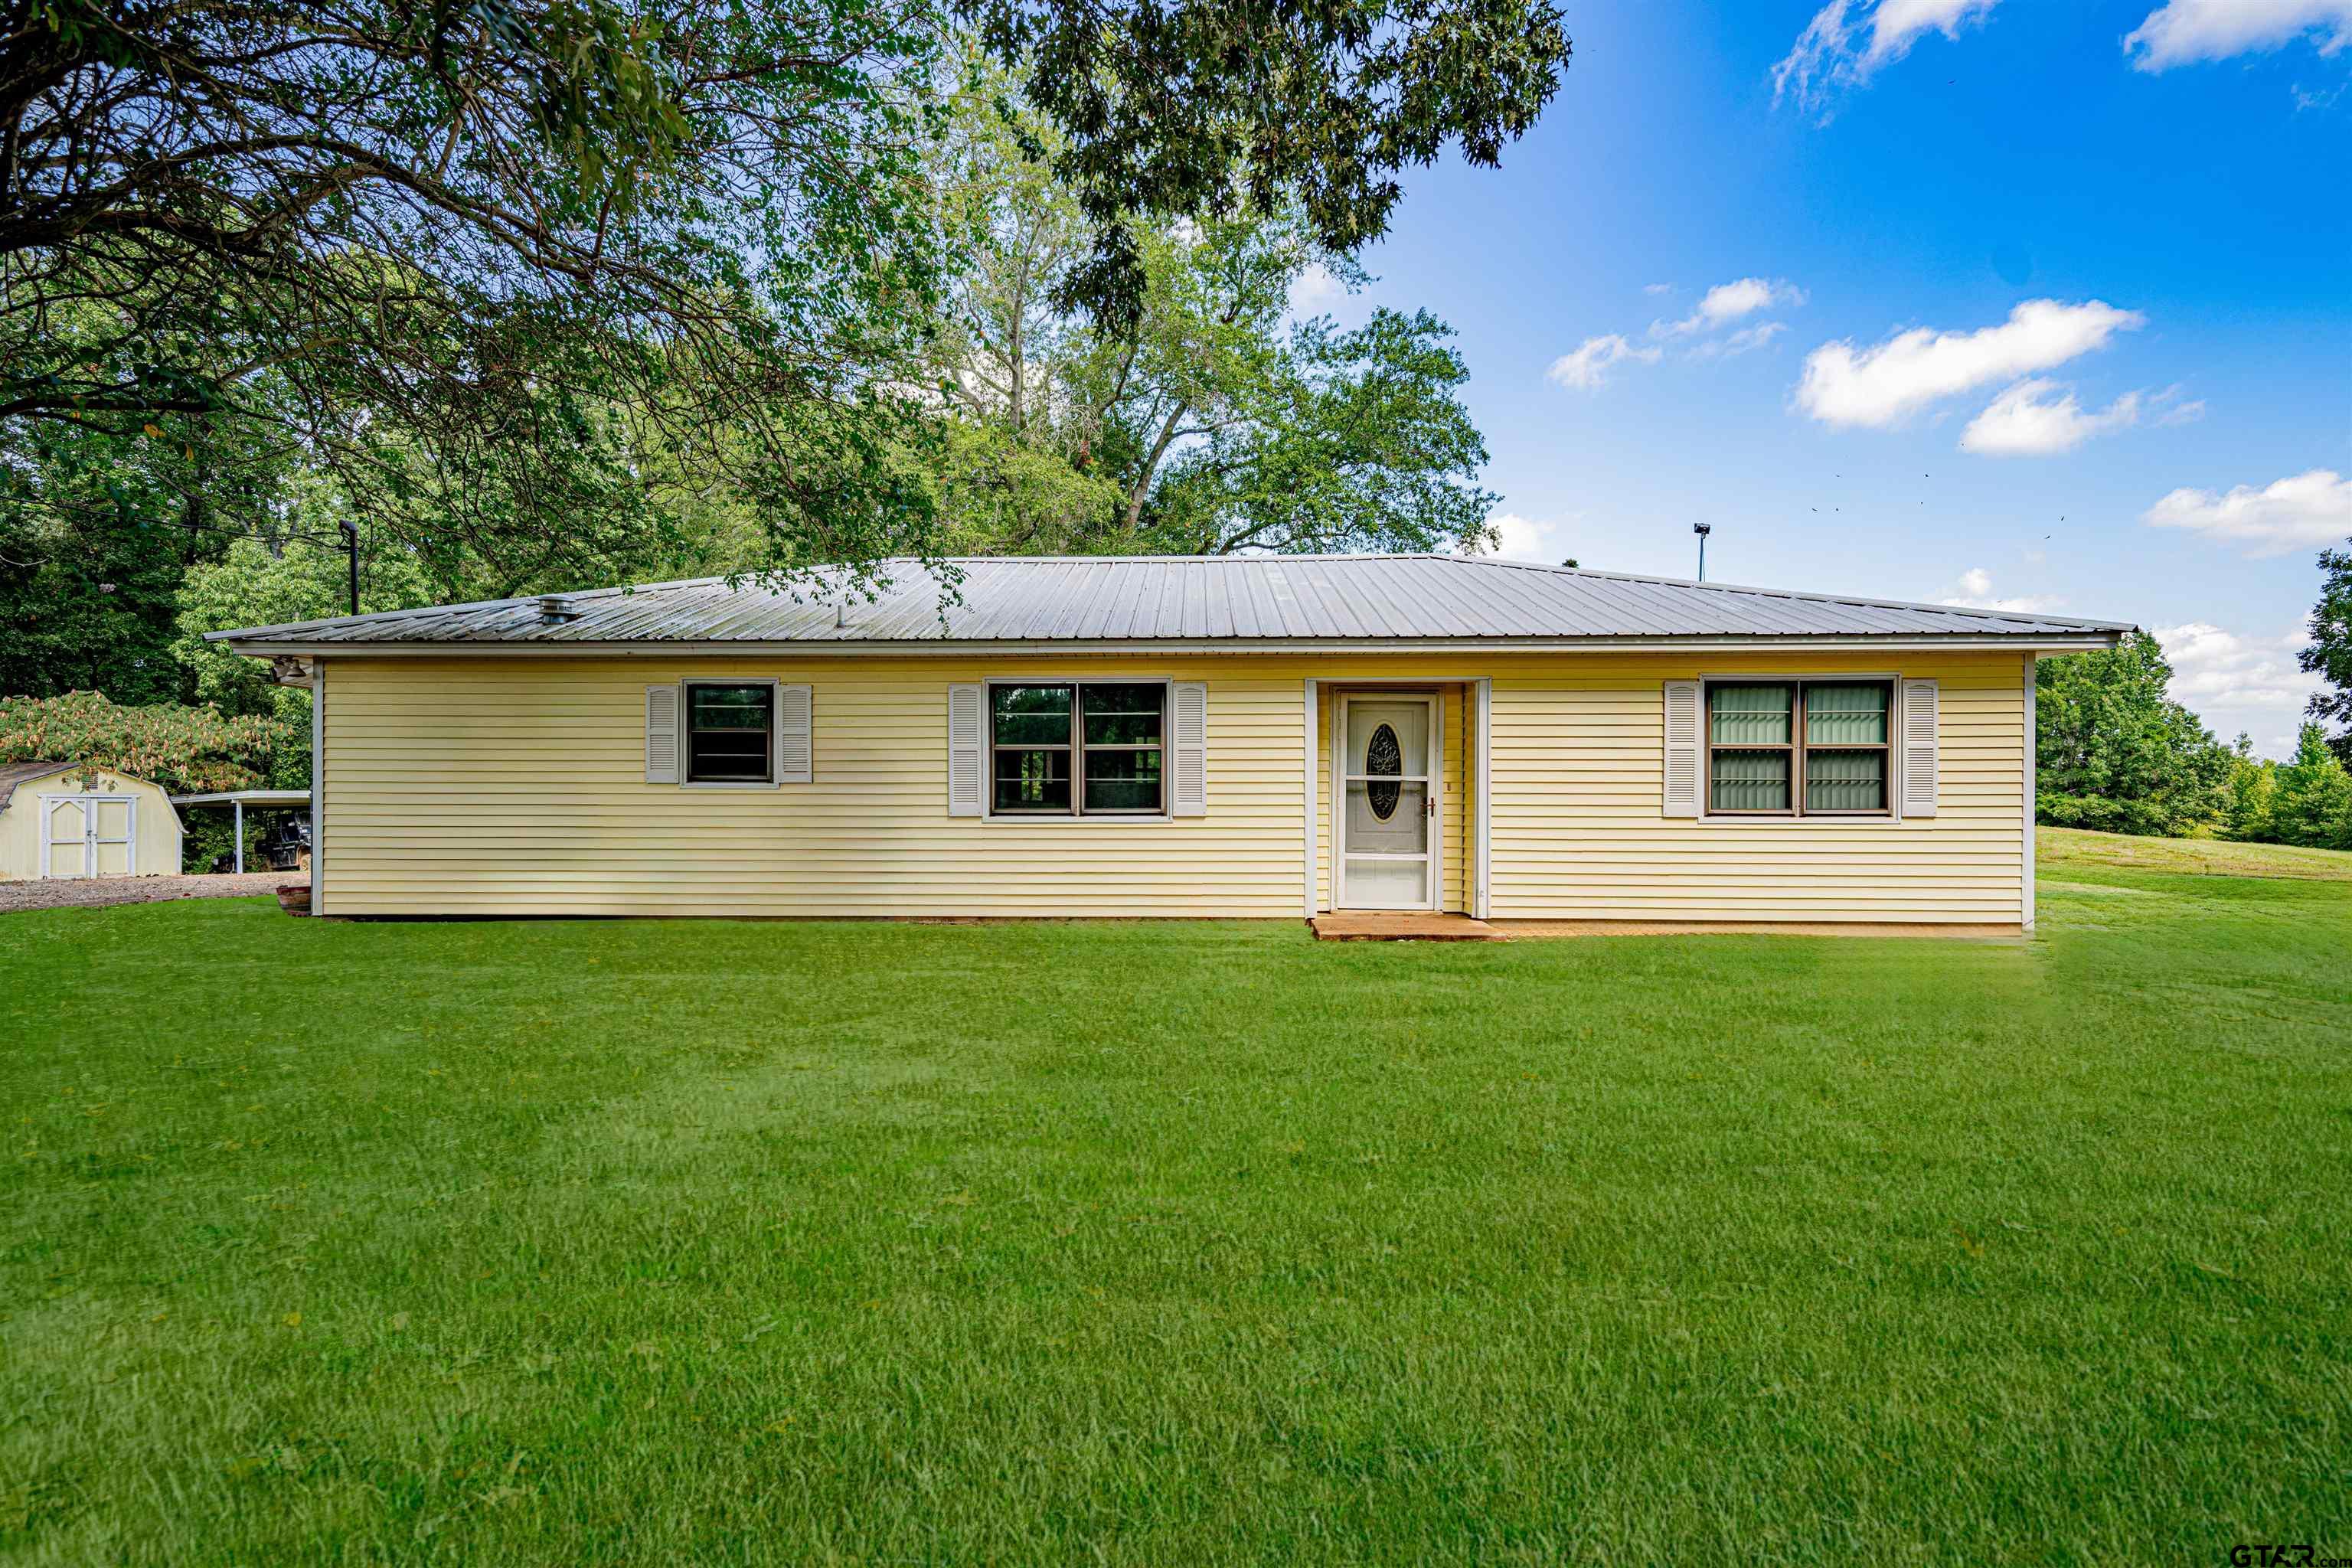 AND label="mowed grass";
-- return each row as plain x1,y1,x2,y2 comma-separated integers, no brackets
4,851,2350,1564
